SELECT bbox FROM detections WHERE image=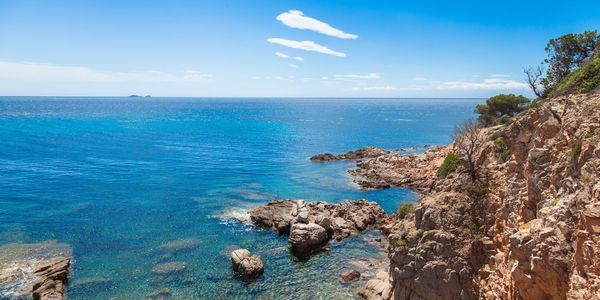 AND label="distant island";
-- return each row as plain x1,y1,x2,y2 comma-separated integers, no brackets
128,95,151,98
